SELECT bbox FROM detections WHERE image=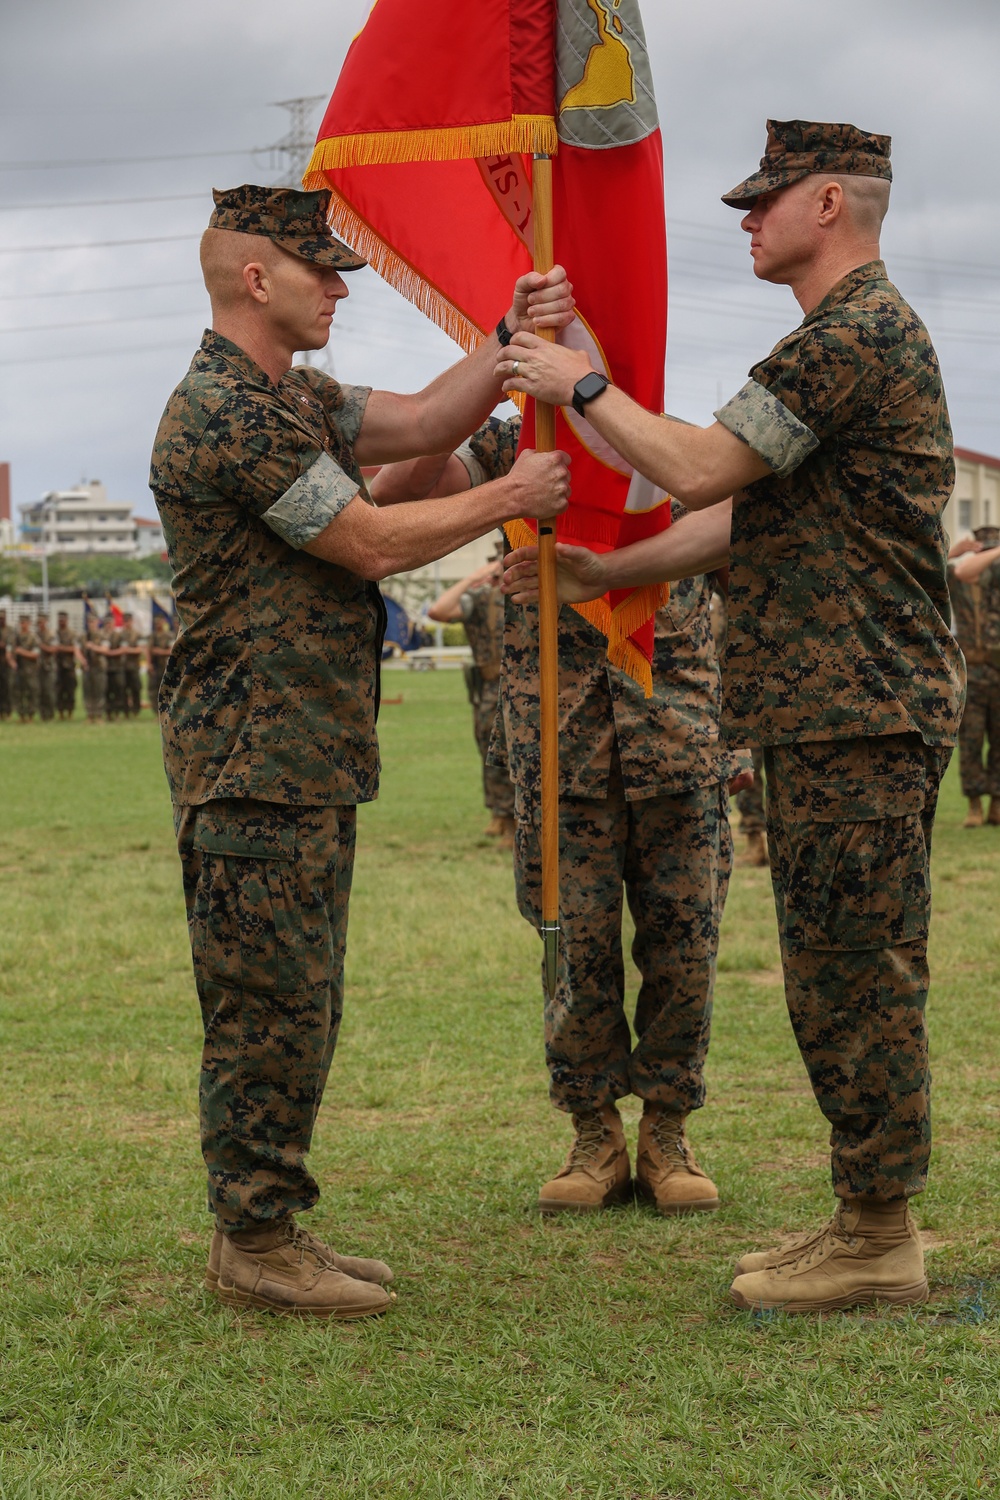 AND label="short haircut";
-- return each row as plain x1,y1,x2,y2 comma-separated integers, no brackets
828,174,891,237
199,228,282,311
